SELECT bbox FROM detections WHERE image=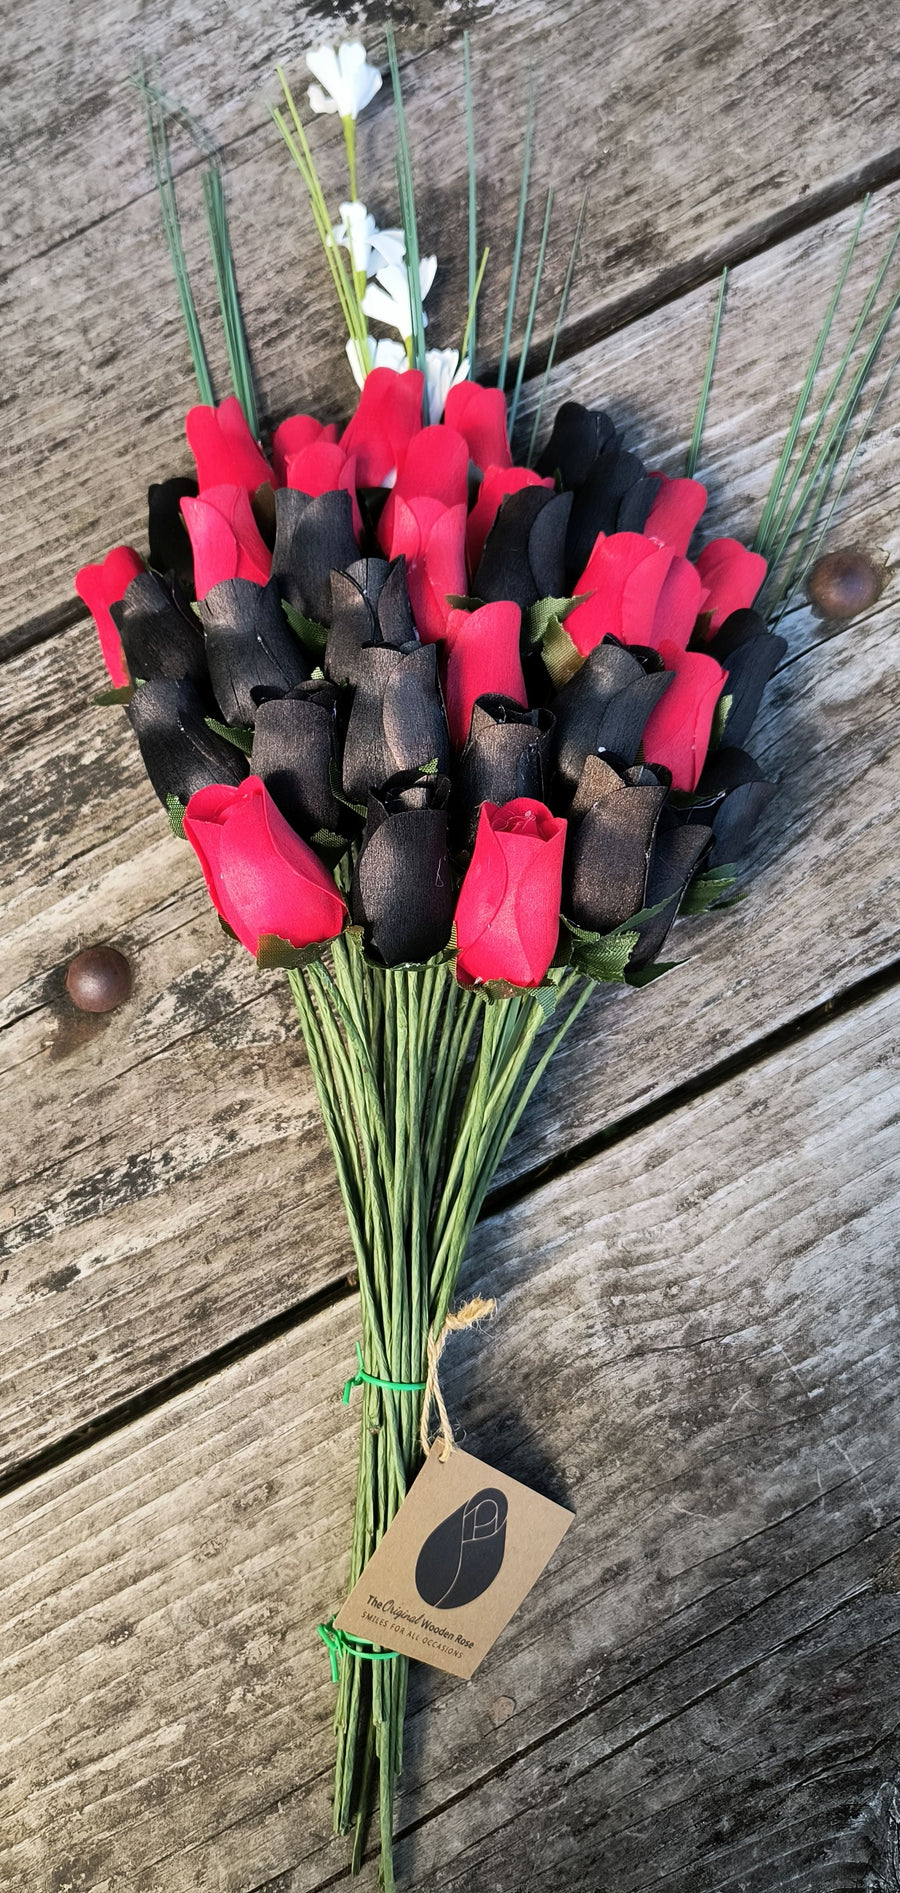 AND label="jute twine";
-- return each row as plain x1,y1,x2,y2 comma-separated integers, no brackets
418,1296,496,1462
